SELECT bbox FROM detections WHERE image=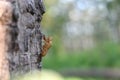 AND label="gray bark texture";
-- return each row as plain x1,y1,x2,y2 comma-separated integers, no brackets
7,0,45,74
